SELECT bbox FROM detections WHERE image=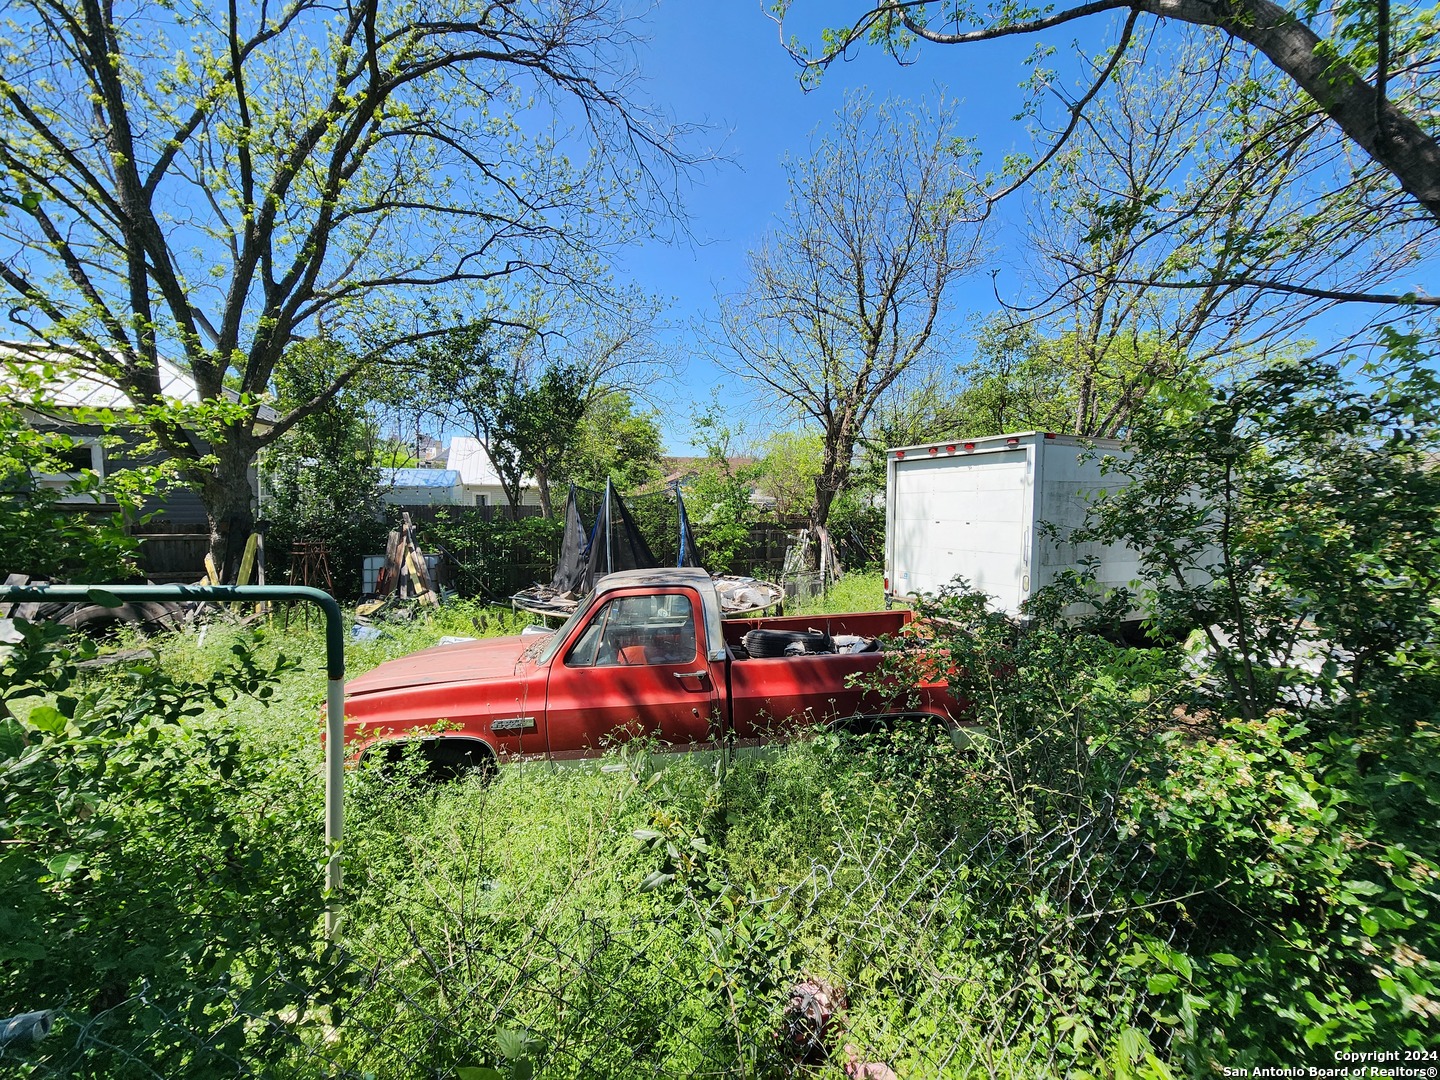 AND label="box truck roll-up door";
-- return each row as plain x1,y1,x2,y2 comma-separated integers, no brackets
892,449,1030,612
